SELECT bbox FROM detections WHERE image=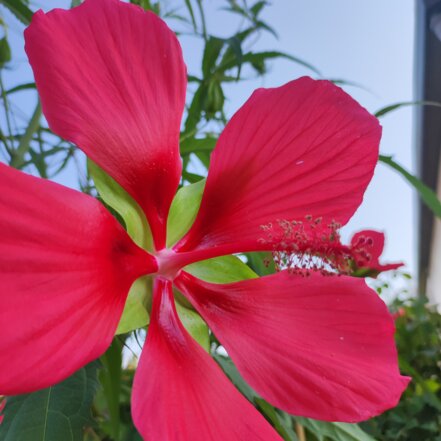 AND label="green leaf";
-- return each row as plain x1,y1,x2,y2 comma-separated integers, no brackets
379,155,441,218
296,417,377,441
0,361,100,441
99,339,122,440
374,100,441,118
185,254,258,283
255,398,298,441
0,0,33,25
166,179,205,247
116,276,151,335
214,354,256,401
175,300,210,352
217,50,321,77
215,355,298,440
183,0,197,31
0,37,11,67
180,135,217,155
88,159,153,250
202,36,224,76
10,101,42,169
5,82,35,95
